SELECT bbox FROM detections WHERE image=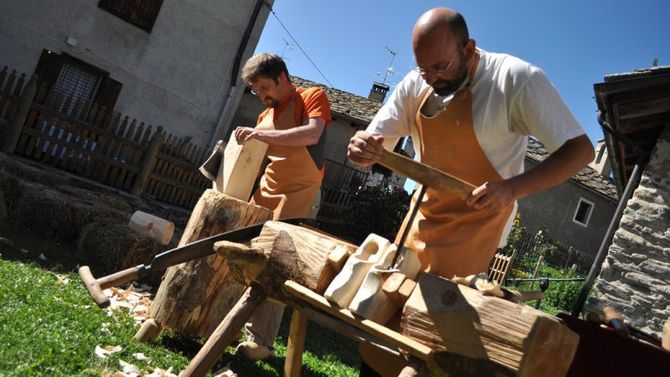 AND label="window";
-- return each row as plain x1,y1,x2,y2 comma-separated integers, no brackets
99,0,164,32
573,198,594,227
34,49,122,118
